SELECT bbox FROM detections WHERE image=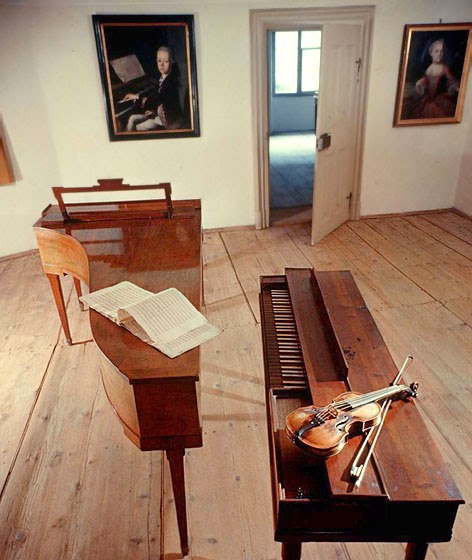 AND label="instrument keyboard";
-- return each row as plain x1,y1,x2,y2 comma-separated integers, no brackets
260,285,307,391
